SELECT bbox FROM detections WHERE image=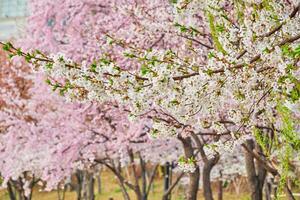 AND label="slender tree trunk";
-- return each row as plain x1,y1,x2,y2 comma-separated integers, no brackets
7,180,16,200
285,184,296,200
273,184,278,200
244,140,266,200
117,178,131,200
128,149,143,200
102,161,132,200
83,172,88,200
57,186,65,200
163,162,171,200
80,171,95,200
202,165,213,200
96,172,102,194
264,180,271,200
169,163,173,200
202,154,220,200
188,167,200,200
76,170,83,200
162,173,184,200
139,153,147,200
88,173,95,200
217,180,223,200
146,165,159,198
179,136,200,200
